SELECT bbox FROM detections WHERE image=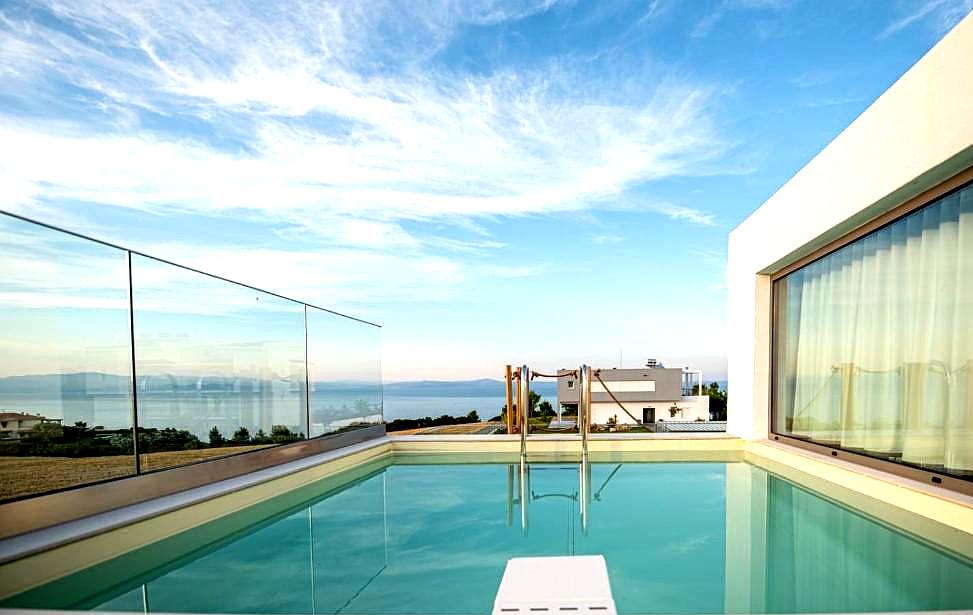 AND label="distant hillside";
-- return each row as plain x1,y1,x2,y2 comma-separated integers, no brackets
0,372,129,394
0,373,560,399
384,379,557,398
